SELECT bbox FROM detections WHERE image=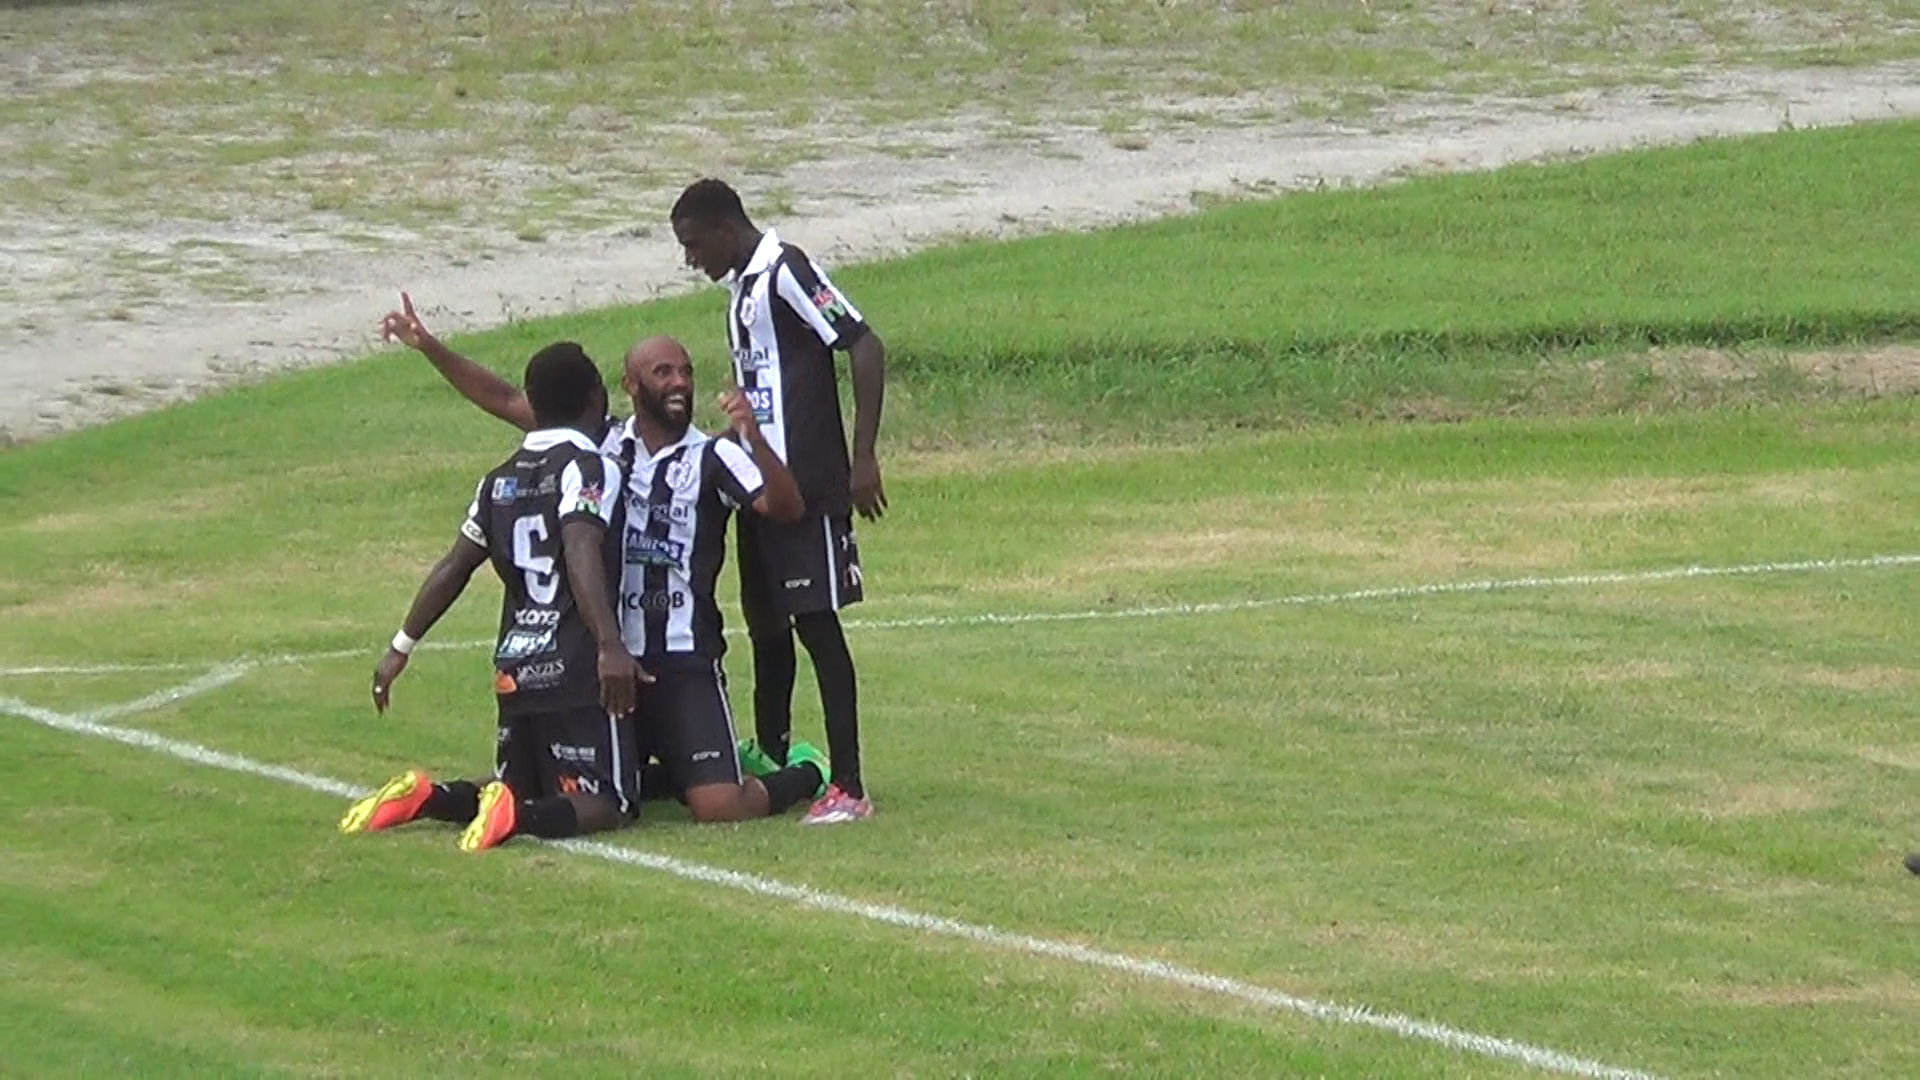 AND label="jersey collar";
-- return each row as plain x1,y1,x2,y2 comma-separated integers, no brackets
619,416,707,462
728,228,783,284
521,428,601,453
